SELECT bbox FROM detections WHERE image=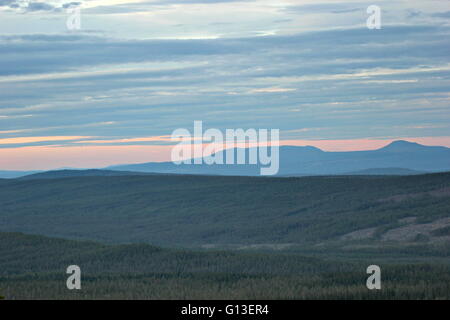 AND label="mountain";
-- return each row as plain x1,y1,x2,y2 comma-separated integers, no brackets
379,140,435,152
108,140,450,176
3,140,448,179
